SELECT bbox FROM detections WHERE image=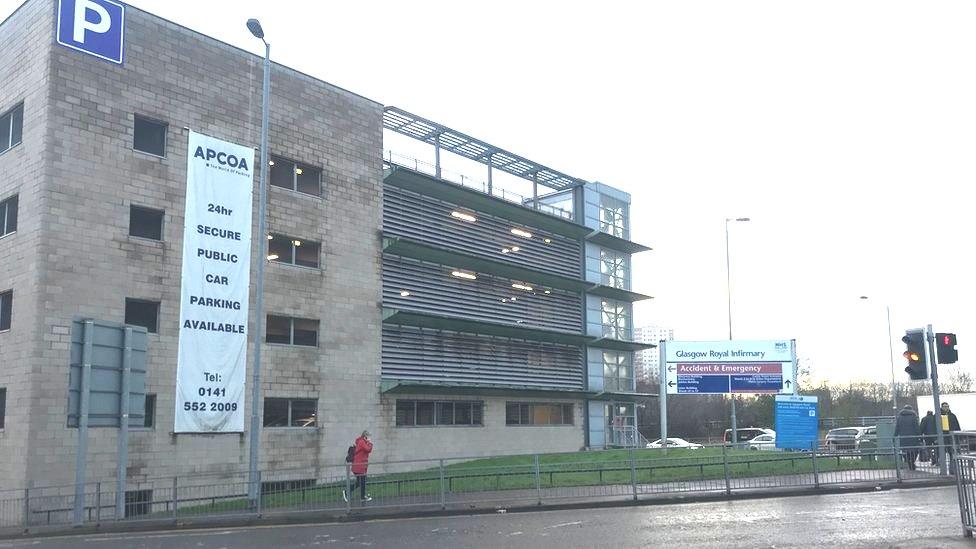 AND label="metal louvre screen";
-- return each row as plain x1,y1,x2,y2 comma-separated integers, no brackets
382,326,584,390
383,186,581,278
383,256,582,333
